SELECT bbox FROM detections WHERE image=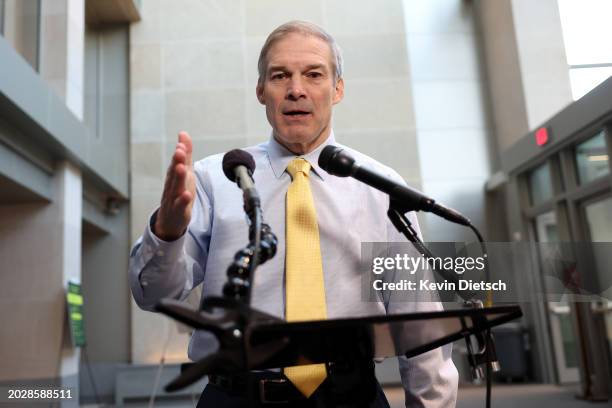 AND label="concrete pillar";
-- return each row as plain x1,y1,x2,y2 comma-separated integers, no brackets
475,0,572,153
57,161,82,406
